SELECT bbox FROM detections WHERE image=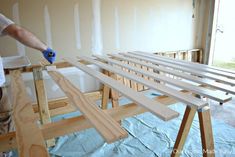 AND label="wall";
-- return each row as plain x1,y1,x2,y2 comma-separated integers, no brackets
0,0,207,64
